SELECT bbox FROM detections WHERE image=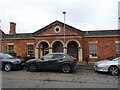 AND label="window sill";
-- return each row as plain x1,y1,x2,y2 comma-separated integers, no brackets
89,57,98,59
